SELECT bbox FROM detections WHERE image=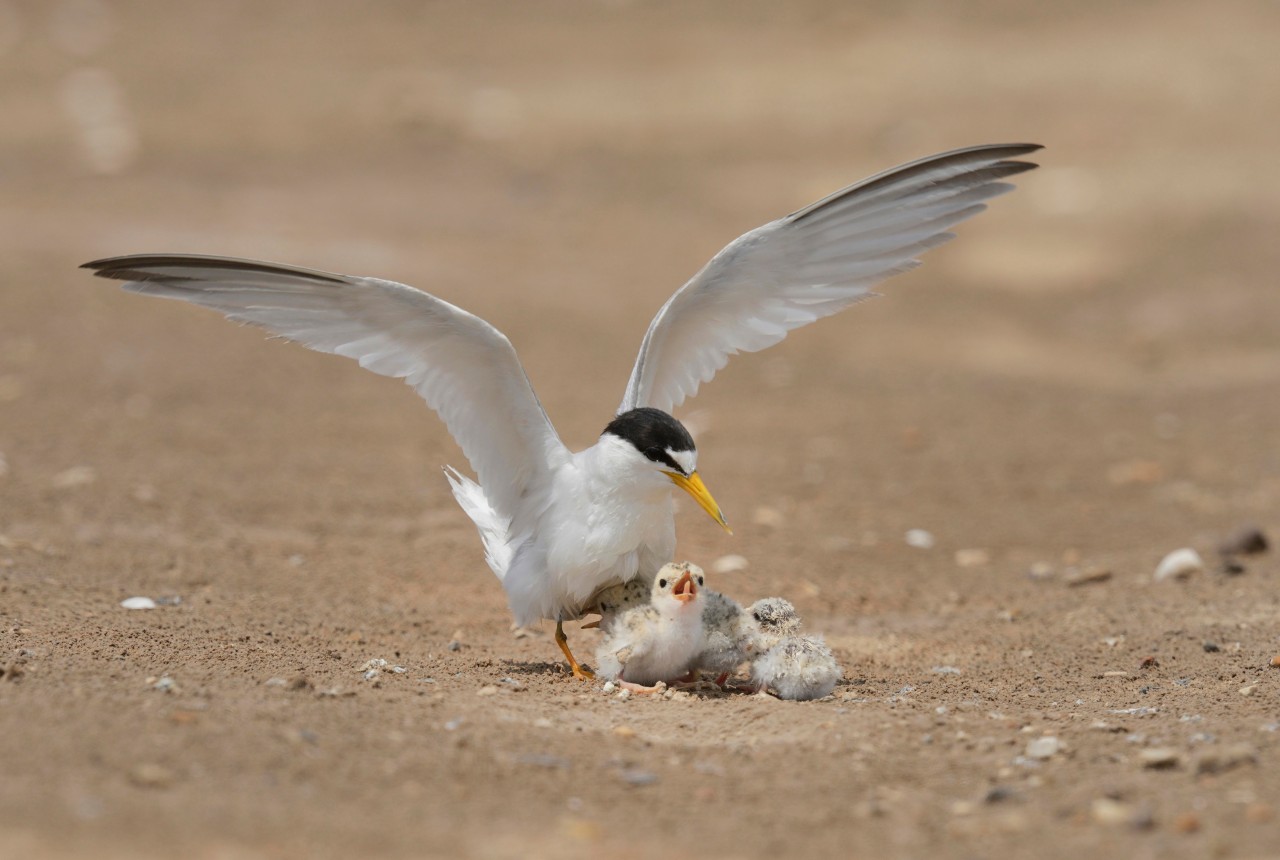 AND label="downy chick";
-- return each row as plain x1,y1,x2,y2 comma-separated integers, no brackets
595,561,705,693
